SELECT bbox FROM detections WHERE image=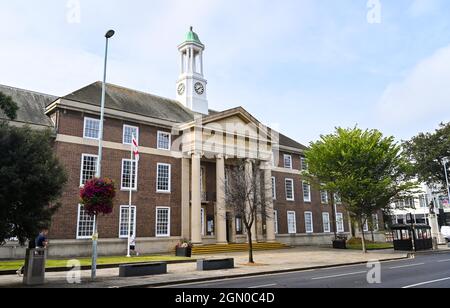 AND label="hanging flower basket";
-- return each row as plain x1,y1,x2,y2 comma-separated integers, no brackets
80,178,116,216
